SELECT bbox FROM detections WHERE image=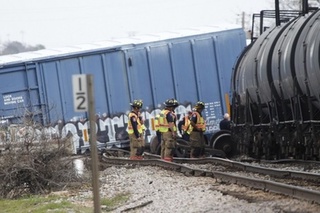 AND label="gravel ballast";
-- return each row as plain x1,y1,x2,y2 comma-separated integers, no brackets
69,165,320,212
